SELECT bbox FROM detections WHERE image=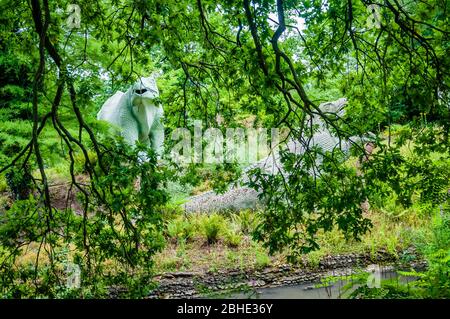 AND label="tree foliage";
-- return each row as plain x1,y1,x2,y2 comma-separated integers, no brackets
0,0,448,296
